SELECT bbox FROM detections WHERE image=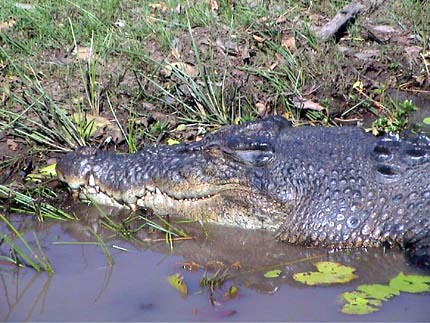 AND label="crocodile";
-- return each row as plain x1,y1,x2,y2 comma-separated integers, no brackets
56,116,430,268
